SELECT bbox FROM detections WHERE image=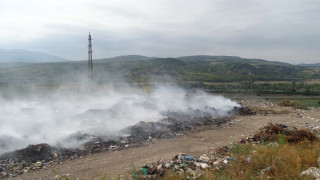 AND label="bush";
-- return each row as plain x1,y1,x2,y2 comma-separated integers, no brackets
278,99,307,109
253,123,317,143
